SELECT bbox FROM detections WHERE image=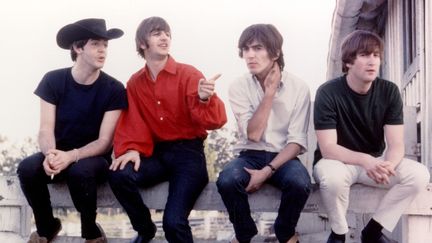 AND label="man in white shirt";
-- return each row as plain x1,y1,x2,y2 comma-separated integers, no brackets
216,24,311,243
